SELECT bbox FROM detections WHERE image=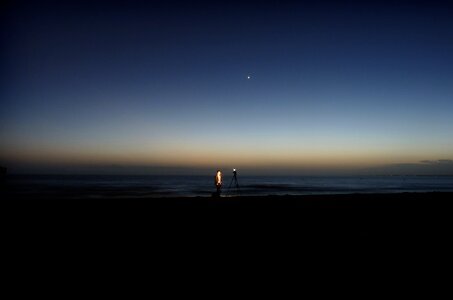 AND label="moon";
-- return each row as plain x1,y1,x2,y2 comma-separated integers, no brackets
247,75,251,79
